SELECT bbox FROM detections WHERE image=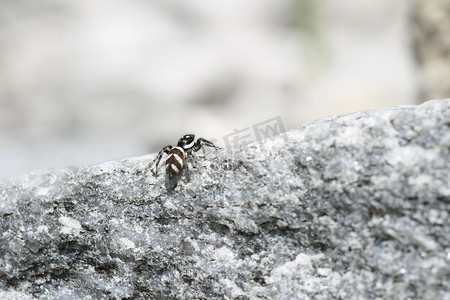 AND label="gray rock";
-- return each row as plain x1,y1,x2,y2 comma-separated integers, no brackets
1,99,449,299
